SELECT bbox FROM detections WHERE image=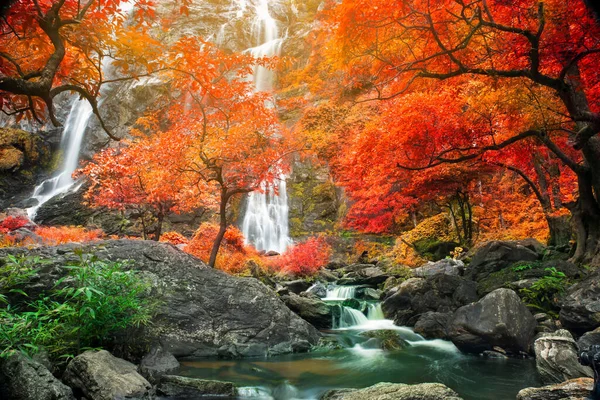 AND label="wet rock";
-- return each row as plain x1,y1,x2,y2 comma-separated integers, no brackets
560,268,600,334
577,328,600,352
534,330,593,384
413,259,465,278
382,275,477,326
138,345,180,384
305,282,328,298
448,288,536,355
0,241,321,358
338,266,389,285
0,352,75,400
357,287,382,300
280,292,333,329
516,378,594,400
320,382,463,400
414,312,452,340
360,330,409,350
281,279,313,294
465,240,541,282
157,375,236,397
62,350,151,400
